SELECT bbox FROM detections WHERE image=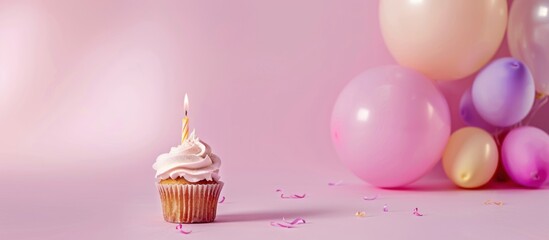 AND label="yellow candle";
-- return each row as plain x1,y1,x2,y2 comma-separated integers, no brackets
181,94,189,143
